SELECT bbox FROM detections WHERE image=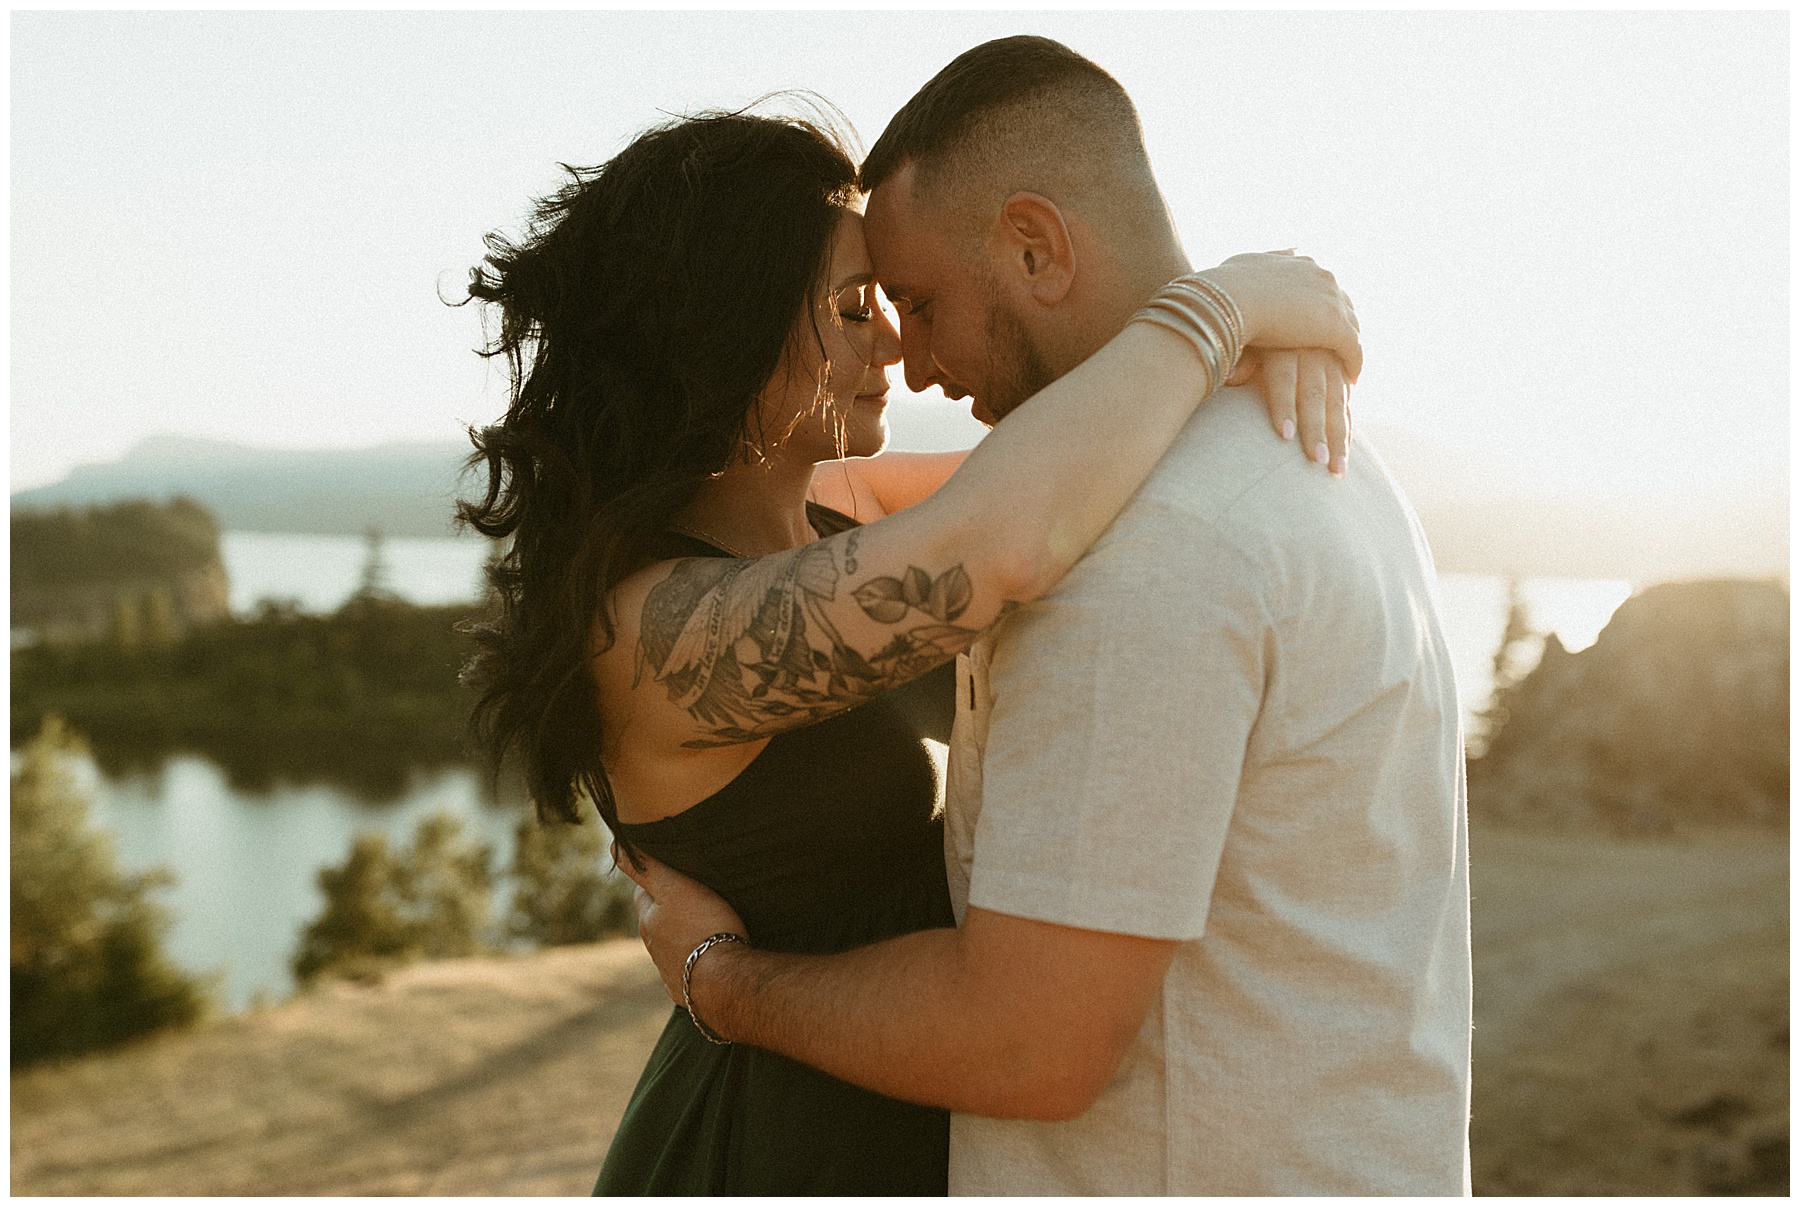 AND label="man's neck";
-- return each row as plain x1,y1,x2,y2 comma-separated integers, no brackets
1049,243,1193,378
